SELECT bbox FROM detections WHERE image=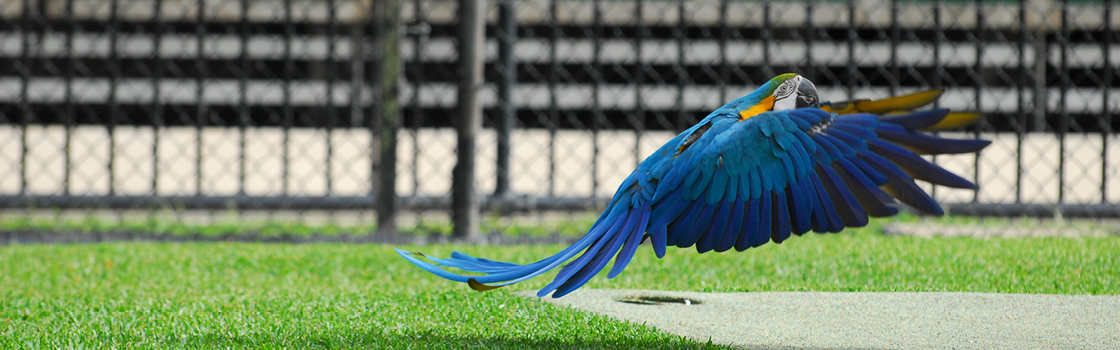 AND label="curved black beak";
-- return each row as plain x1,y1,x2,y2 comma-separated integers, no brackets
796,79,819,109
